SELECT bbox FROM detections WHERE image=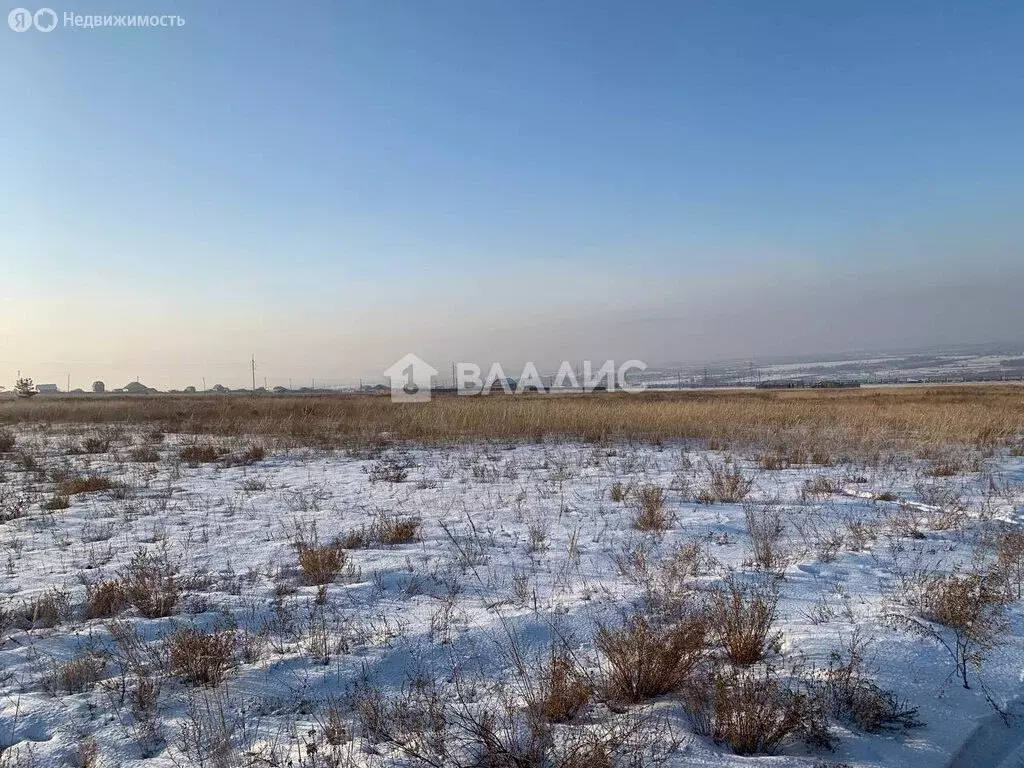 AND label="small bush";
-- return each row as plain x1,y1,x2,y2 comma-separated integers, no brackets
995,530,1024,600
708,579,781,665
122,549,179,618
21,588,71,629
372,513,421,545
42,494,71,511
697,460,753,504
58,475,116,496
180,443,223,466
609,482,627,502
367,458,409,483
710,665,828,755
51,652,106,694
128,446,160,463
629,485,672,532
597,606,707,703
744,503,786,570
528,643,592,723
802,476,840,499
167,627,235,687
335,527,370,549
298,544,346,585
79,435,113,454
85,579,129,619
889,567,1008,688
0,430,15,453
221,443,267,467
823,631,922,733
